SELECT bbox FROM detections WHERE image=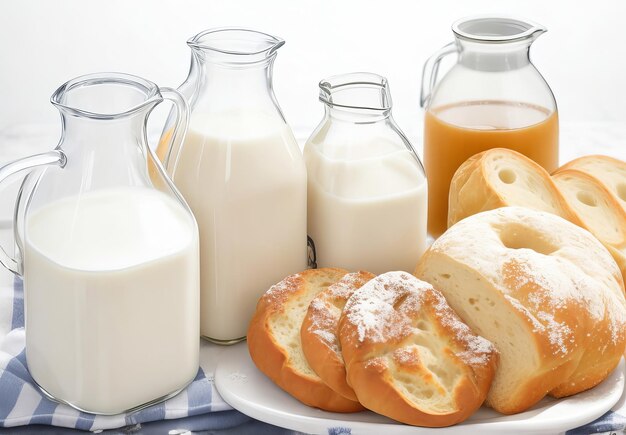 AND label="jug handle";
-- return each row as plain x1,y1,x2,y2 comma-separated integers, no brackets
0,150,66,276
420,42,458,108
158,88,189,177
